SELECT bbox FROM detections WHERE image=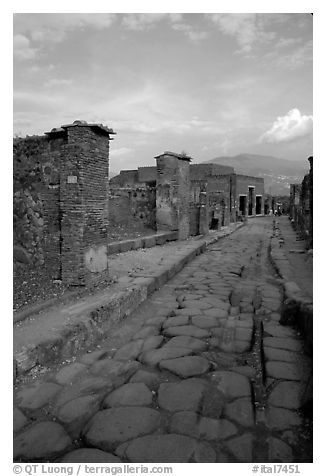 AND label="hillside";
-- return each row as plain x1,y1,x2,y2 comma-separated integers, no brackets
202,153,309,195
